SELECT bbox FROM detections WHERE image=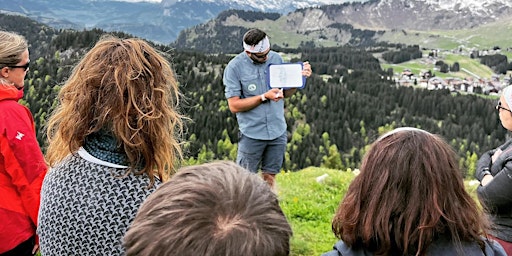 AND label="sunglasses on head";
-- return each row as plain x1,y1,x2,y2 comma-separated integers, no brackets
7,62,30,71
